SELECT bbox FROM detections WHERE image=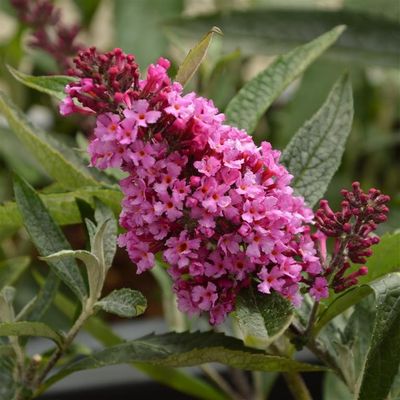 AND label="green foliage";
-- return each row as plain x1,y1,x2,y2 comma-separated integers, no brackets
7,66,74,100
92,199,118,269
225,26,344,132
357,273,400,400
234,287,293,349
175,26,222,87
323,372,352,400
0,257,30,288
95,288,147,318
0,91,100,190
0,321,64,347
0,188,122,236
115,0,184,67
315,232,400,331
357,232,400,284
281,74,353,206
46,331,323,387
164,9,400,67
13,176,87,301
35,272,228,400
